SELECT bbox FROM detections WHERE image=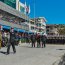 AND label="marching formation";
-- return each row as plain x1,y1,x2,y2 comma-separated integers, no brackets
30,33,47,48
